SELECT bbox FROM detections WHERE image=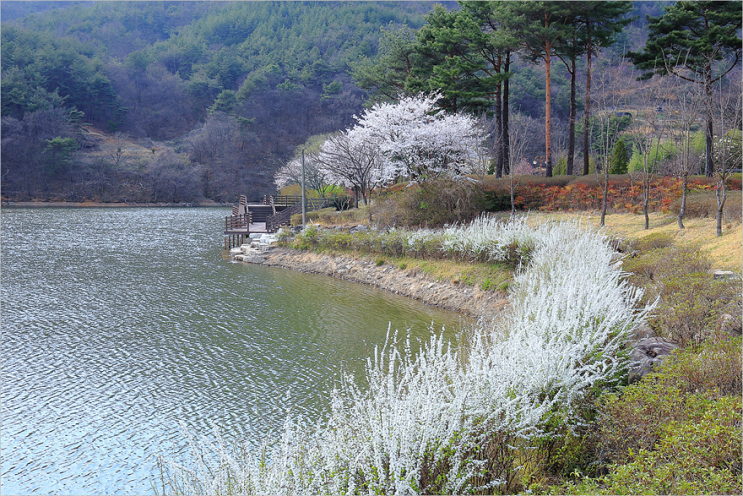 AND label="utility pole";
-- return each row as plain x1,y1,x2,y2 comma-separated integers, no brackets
301,149,306,228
